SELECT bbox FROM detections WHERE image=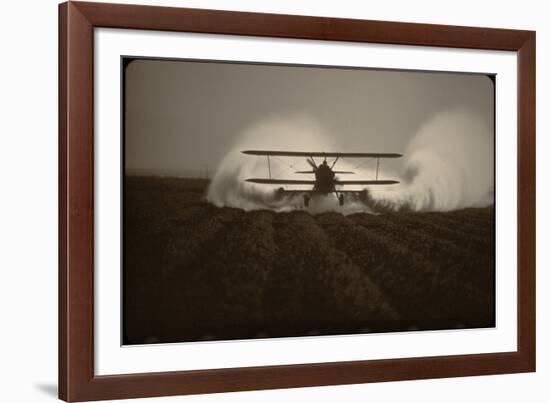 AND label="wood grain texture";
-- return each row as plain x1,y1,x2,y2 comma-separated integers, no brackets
58,1,536,401
516,32,536,369
58,4,68,401
74,1,532,50
59,2,95,401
